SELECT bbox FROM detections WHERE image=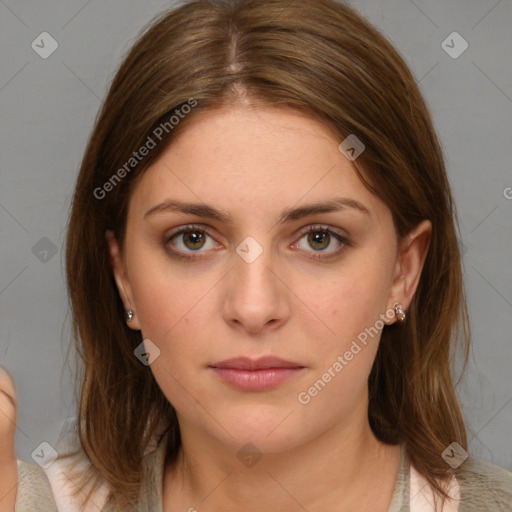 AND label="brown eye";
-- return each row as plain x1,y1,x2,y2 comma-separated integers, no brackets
163,224,219,260
307,230,330,251
293,225,350,260
181,230,206,250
